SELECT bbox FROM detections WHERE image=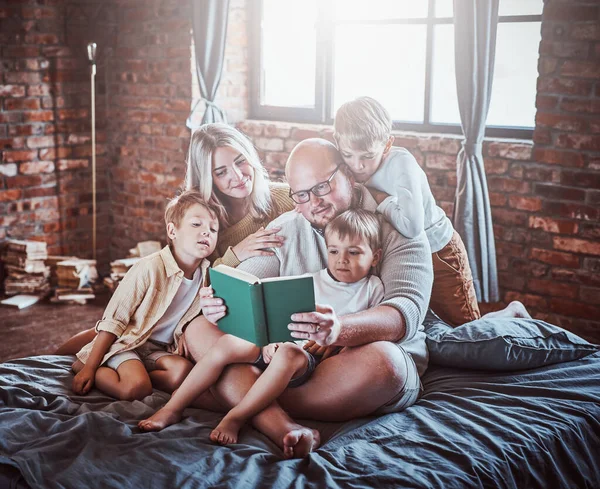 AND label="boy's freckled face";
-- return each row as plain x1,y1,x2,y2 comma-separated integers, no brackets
326,232,379,284
337,138,387,183
171,204,219,260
